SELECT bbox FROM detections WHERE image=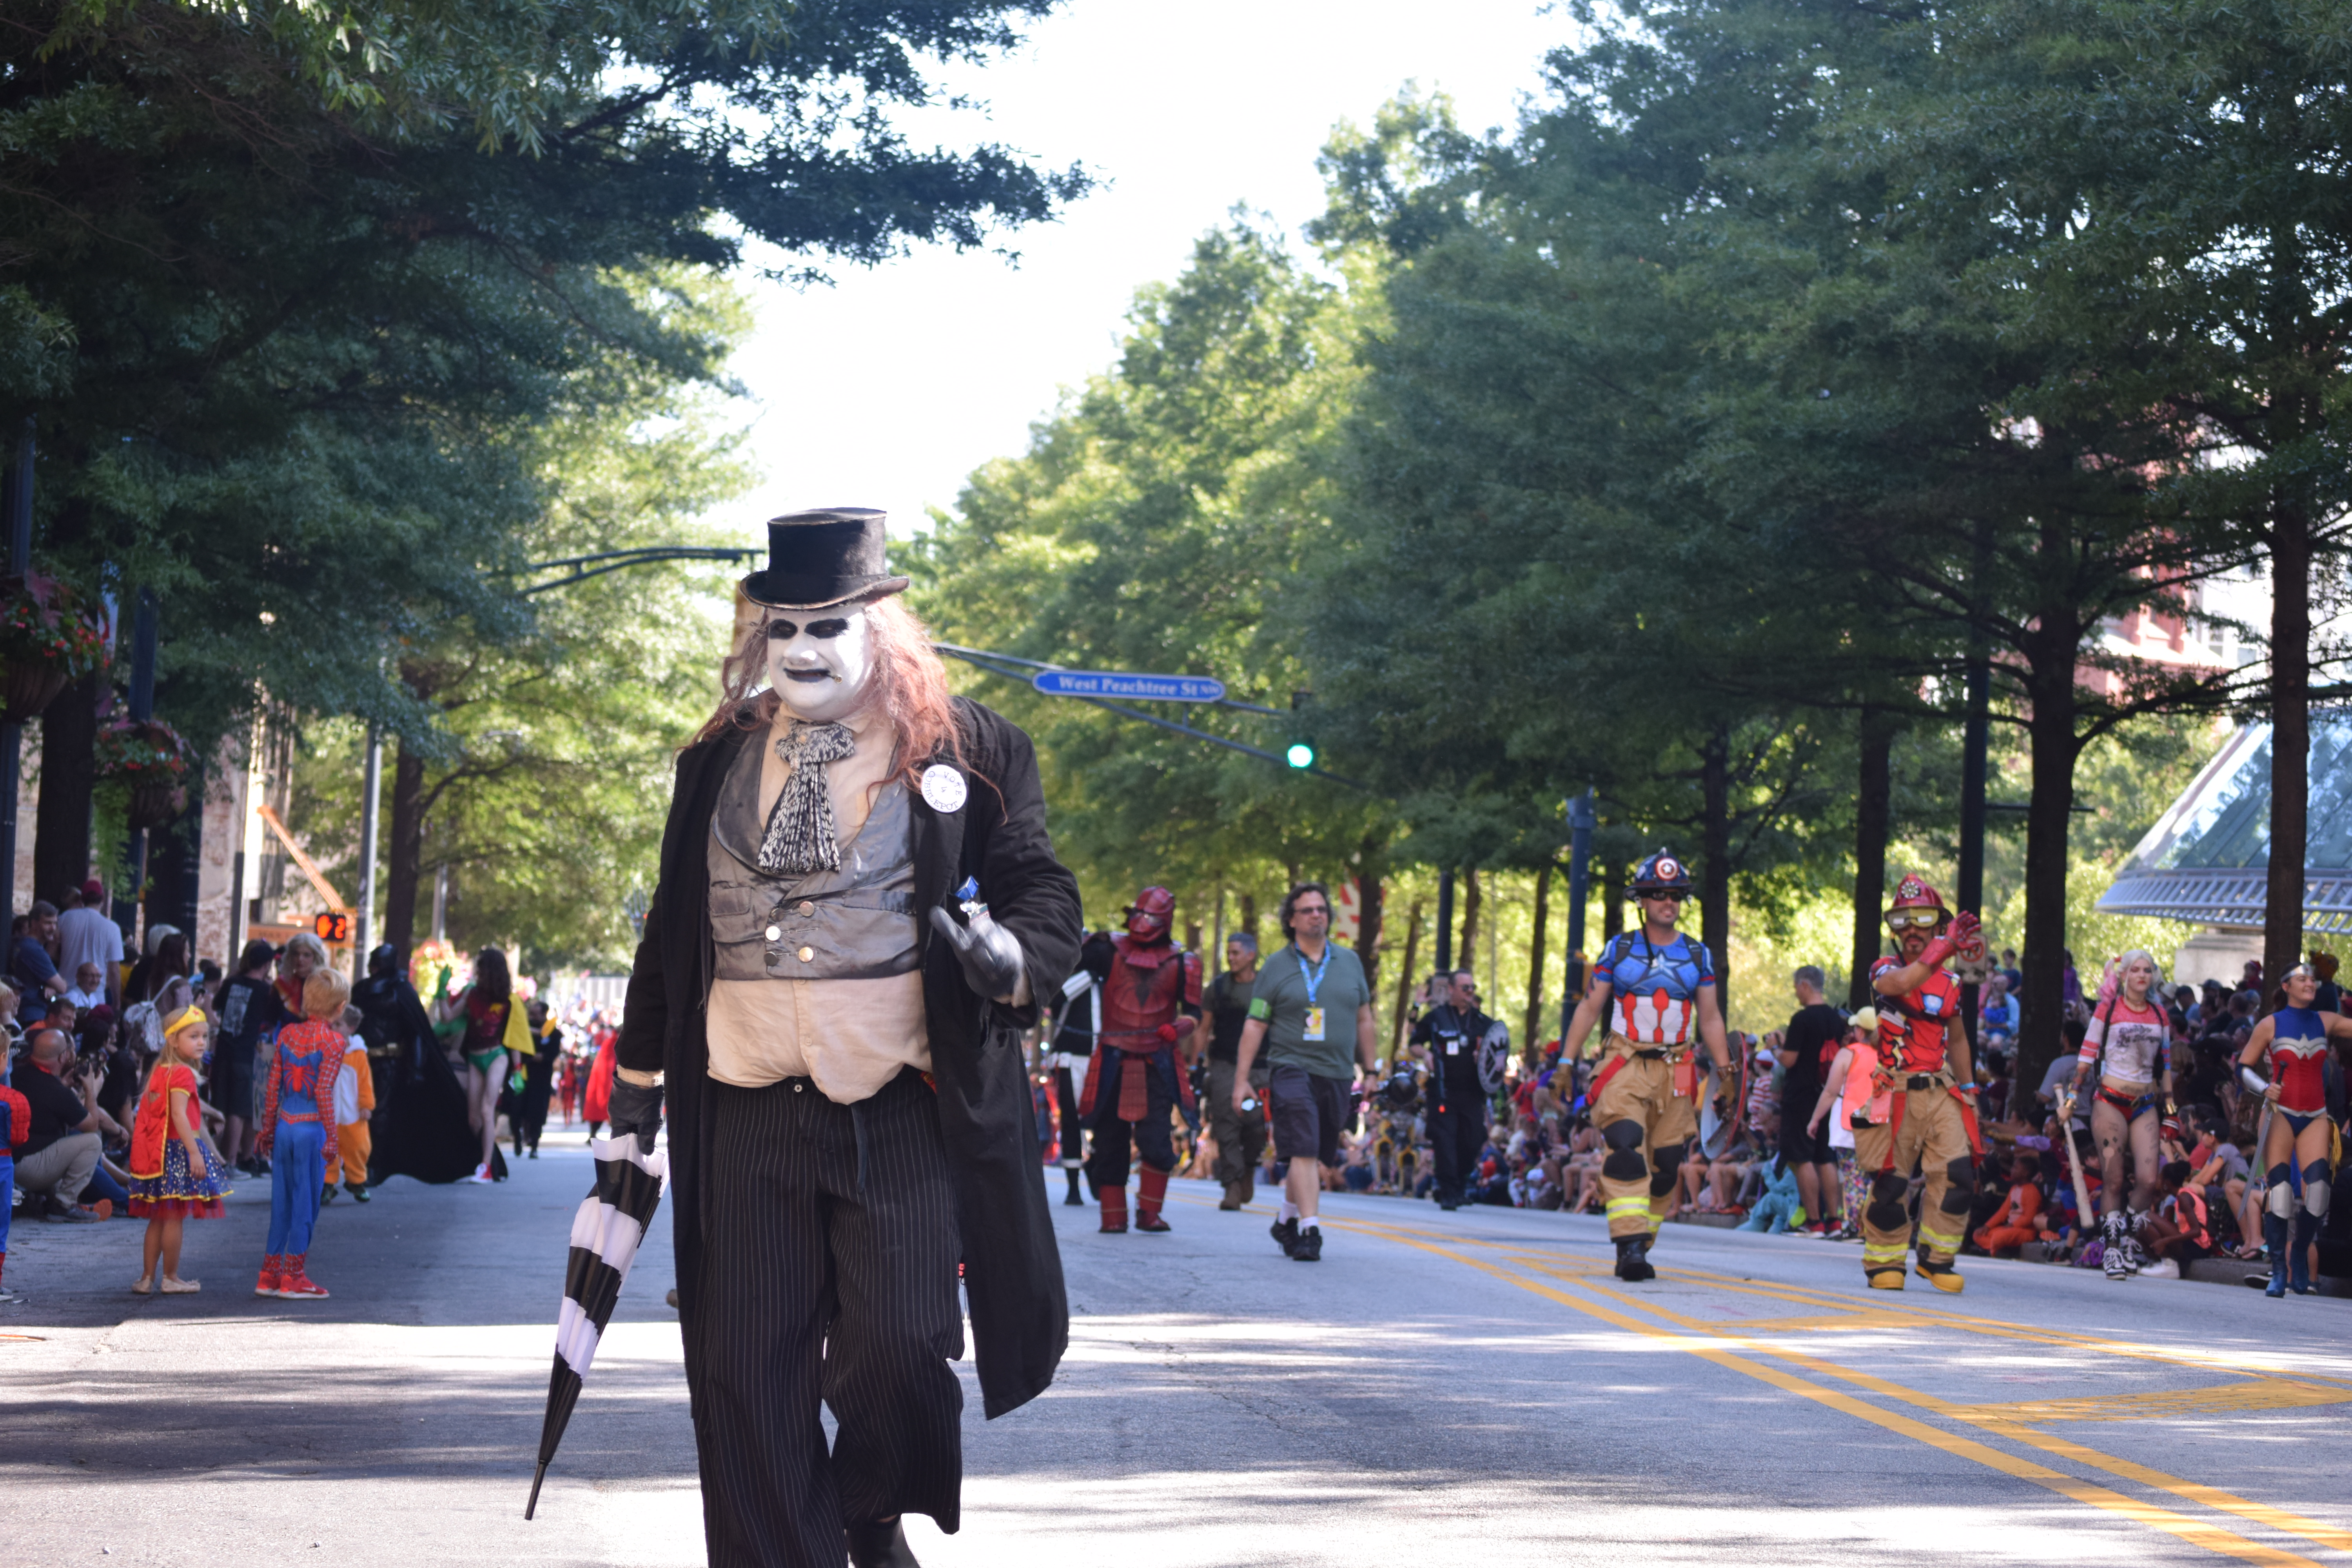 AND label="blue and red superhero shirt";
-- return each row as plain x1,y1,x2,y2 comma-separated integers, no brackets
1869,955,1961,1074
1595,930,1716,1045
